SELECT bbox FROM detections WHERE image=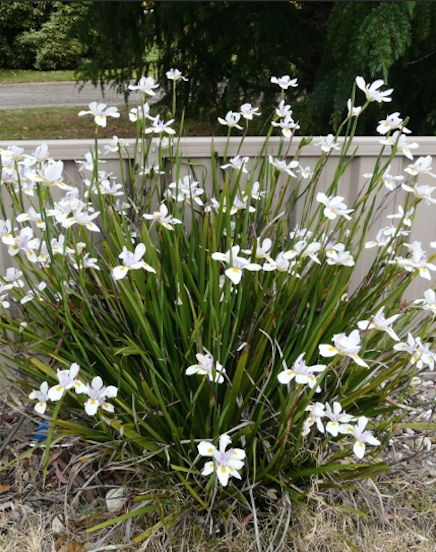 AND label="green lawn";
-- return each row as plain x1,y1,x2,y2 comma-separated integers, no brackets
0,69,76,83
0,106,217,140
